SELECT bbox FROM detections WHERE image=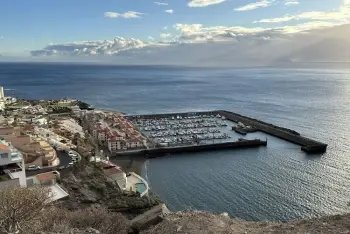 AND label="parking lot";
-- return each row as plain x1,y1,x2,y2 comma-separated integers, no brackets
26,150,80,177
